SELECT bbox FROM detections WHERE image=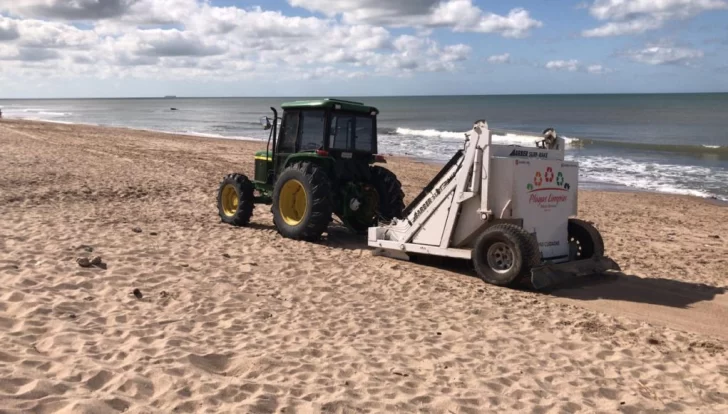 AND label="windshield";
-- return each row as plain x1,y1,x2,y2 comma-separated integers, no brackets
329,114,375,153
300,110,326,151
